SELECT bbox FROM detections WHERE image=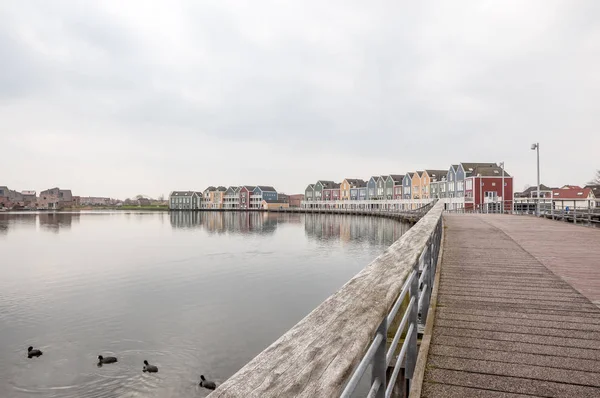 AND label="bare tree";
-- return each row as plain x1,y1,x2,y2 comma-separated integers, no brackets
589,170,600,185
157,194,165,201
